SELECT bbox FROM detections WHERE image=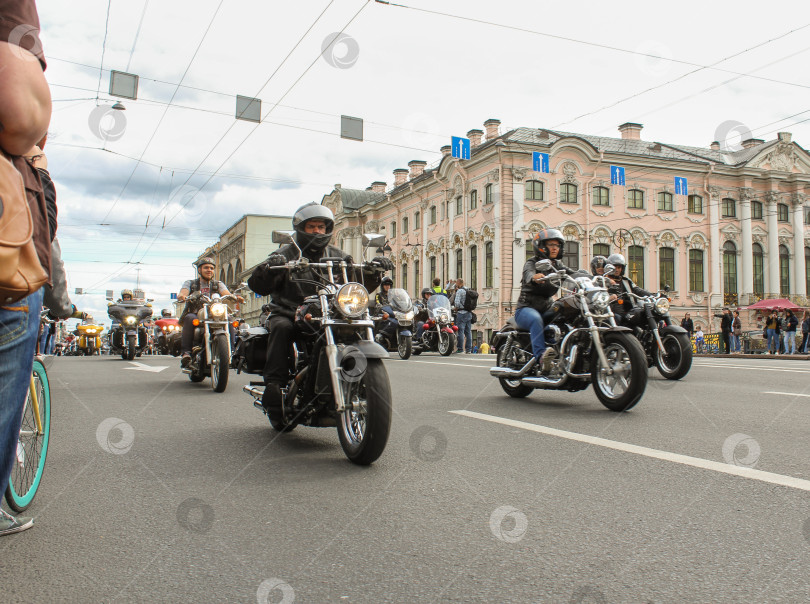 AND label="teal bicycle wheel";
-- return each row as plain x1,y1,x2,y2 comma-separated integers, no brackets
5,358,51,512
